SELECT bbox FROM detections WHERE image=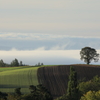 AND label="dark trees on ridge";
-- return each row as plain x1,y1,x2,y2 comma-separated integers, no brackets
0,85,53,100
80,47,99,64
11,58,19,67
0,59,24,67
0,59,5,67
